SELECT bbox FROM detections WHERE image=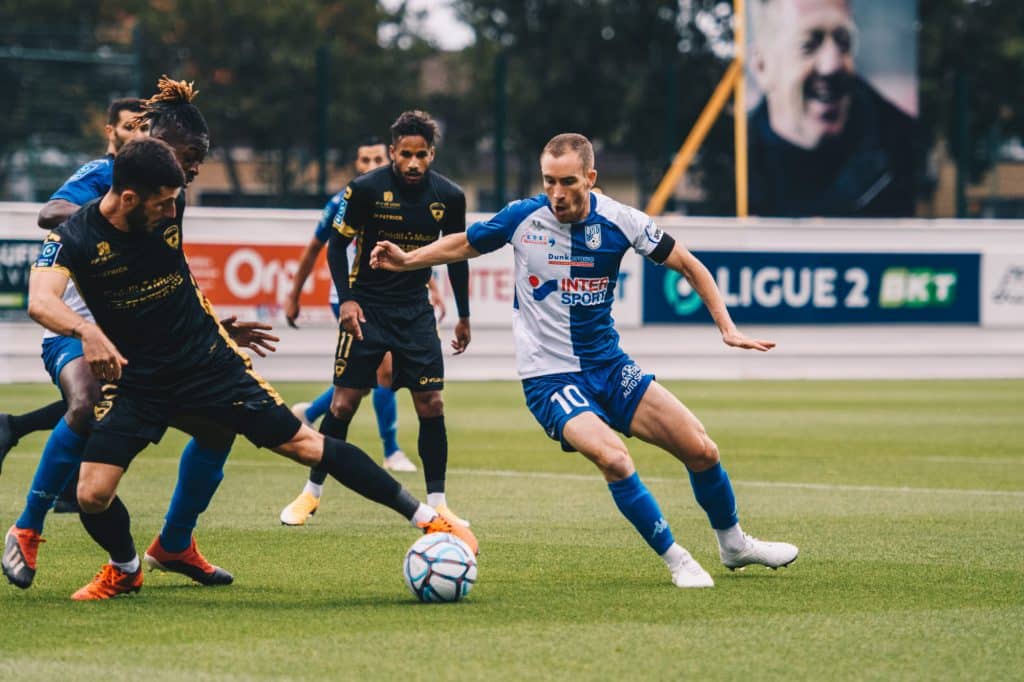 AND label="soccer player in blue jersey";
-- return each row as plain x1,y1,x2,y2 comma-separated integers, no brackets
2,80,272,590
0,99,149,482
372,133,799,587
